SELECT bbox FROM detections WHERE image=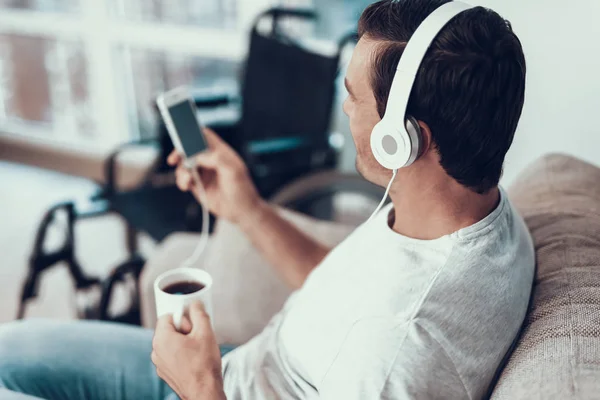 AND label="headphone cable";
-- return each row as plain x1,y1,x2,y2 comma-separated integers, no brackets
367,169,398,223
171,160,210,331
180,160,210,269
